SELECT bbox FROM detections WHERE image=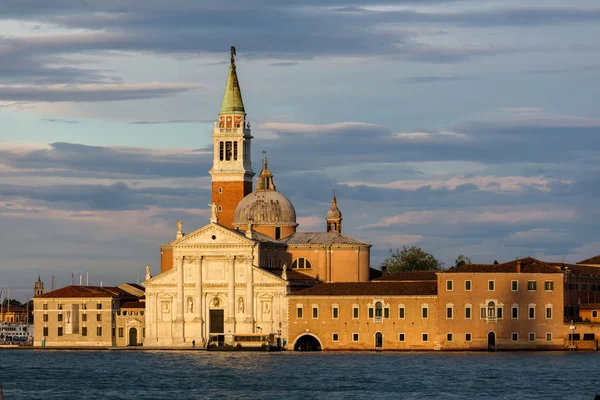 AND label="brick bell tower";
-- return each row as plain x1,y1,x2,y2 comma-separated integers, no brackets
209,46,254,228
